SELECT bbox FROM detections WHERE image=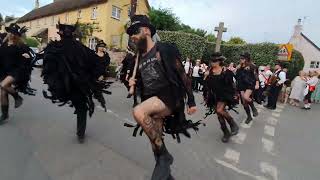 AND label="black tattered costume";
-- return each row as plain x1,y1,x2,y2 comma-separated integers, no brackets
235,53,259,124
41,23,111,142
0,23,35,123
203,53,239,143
125,42,202,142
